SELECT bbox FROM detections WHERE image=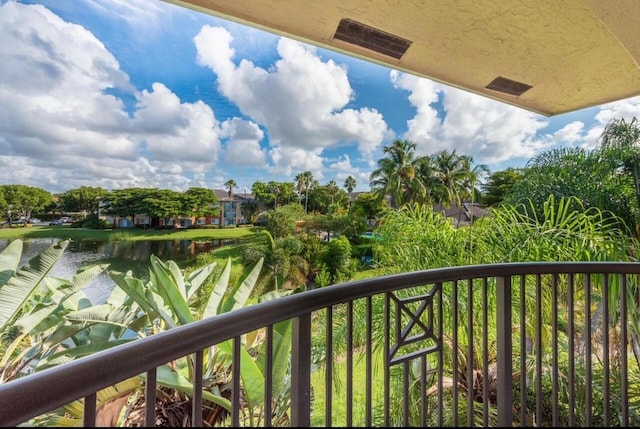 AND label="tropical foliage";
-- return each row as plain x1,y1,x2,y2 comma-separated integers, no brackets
505,146,637,234
0,240,298,426
366,195,639,425
369,140,488,209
